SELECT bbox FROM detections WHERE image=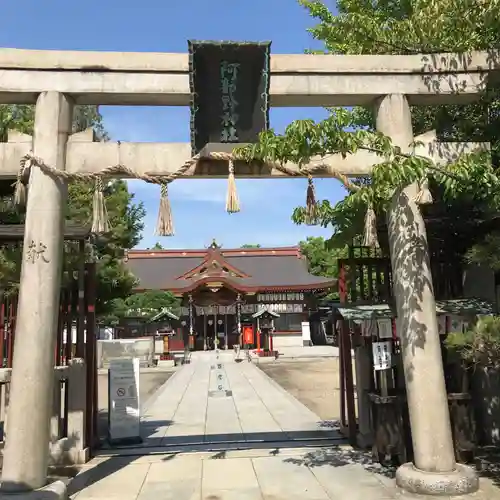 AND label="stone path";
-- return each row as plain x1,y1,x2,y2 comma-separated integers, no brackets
136,350,343,448
68,351,500,500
